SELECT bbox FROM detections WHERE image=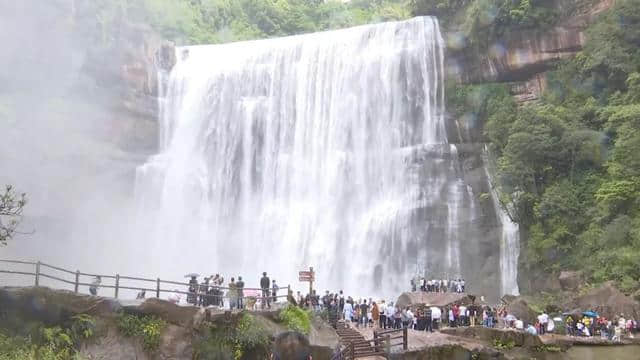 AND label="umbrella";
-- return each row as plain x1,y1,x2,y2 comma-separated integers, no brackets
505,314,517,322
184,273,200,278
553,317,563,322
582,311,599,318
